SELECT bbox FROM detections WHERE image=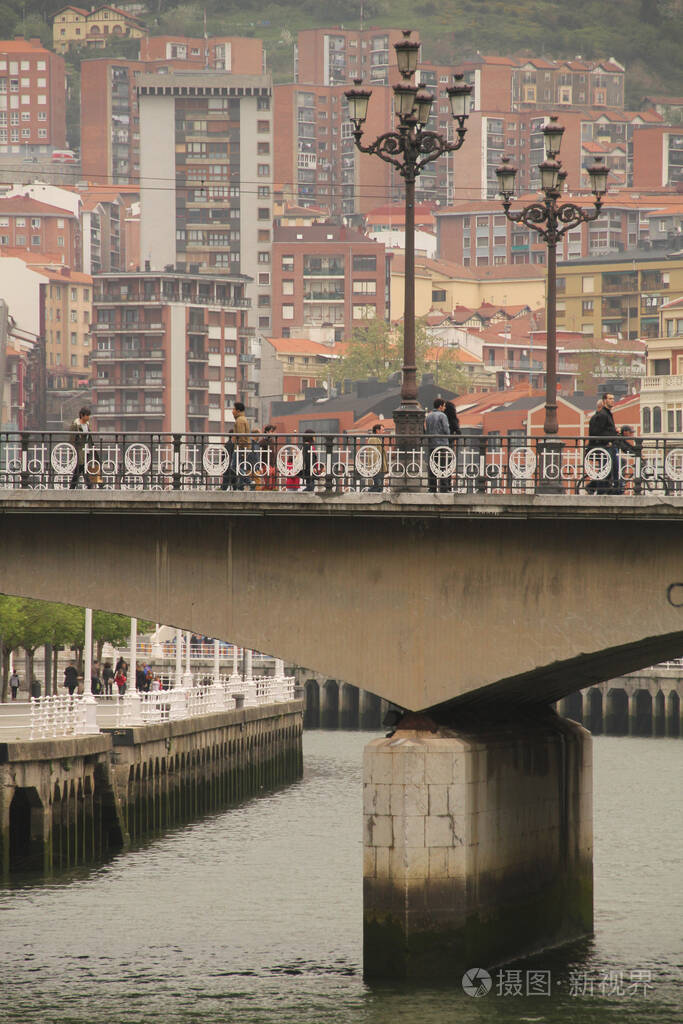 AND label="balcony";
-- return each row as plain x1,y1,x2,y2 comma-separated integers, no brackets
304,291,345,301
641,374,683,391
188,405,208,417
